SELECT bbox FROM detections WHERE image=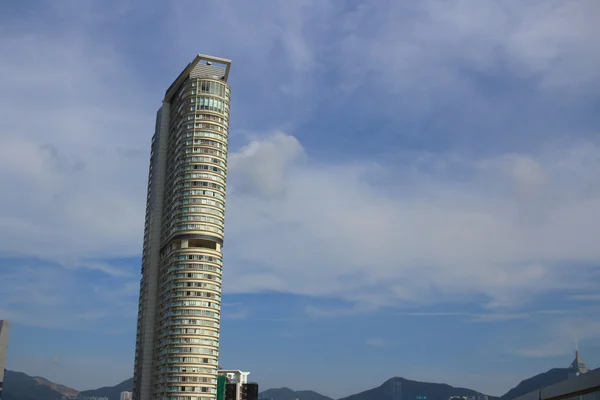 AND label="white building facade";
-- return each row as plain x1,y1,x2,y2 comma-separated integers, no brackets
133,54,232,400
